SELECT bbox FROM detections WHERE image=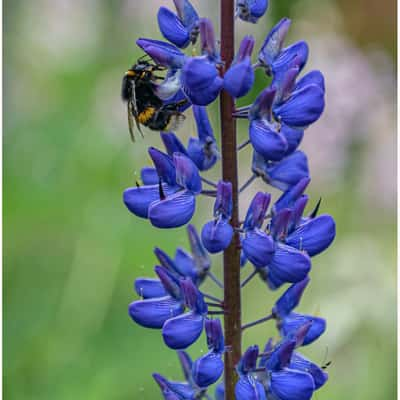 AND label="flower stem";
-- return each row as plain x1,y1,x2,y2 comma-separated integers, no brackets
241,314,273,331
220,1,242,397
